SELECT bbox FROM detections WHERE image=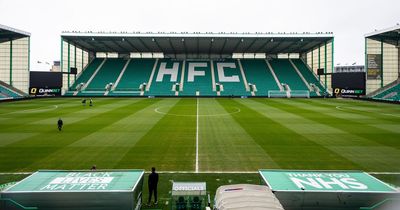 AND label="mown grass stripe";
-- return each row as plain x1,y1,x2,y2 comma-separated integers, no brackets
29,99,179,170
262,99,400,172
272,99,400,149
116,99,197,171
220,98,359,170
0,99,158,172
199,98,279,171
